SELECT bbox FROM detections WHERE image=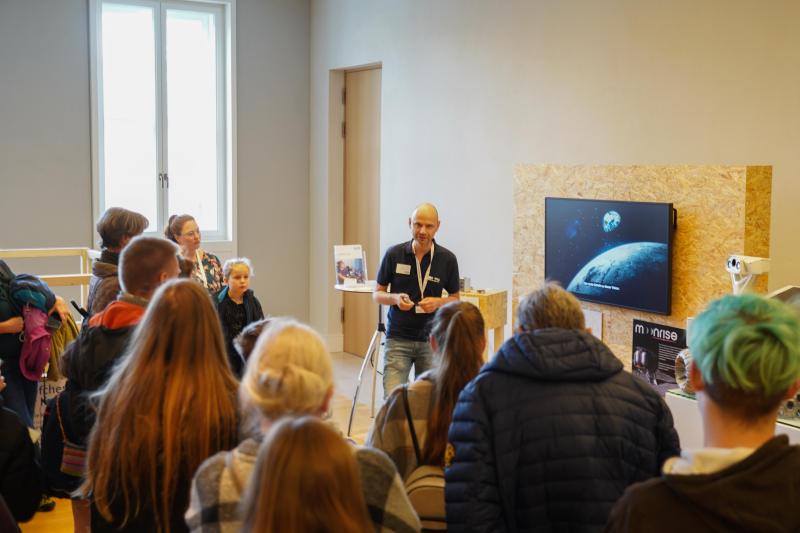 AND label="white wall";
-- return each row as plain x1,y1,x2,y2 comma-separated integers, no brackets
309,0,800,339
0,0,311,320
